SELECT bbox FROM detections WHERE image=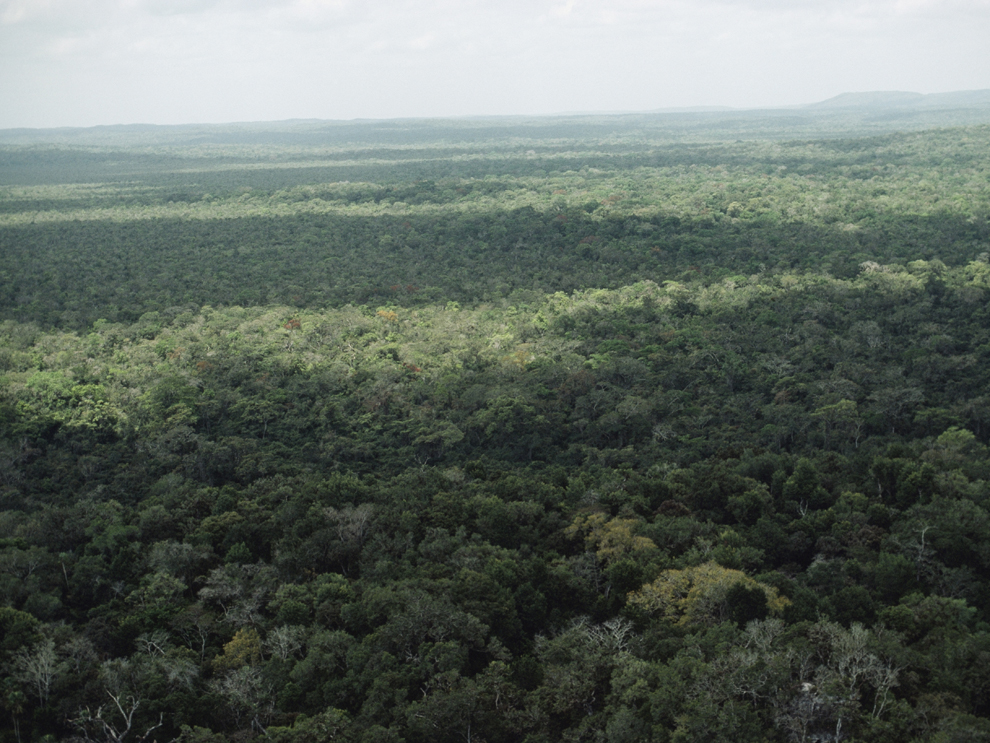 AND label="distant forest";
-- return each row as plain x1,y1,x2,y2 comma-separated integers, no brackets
2,108,990,743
